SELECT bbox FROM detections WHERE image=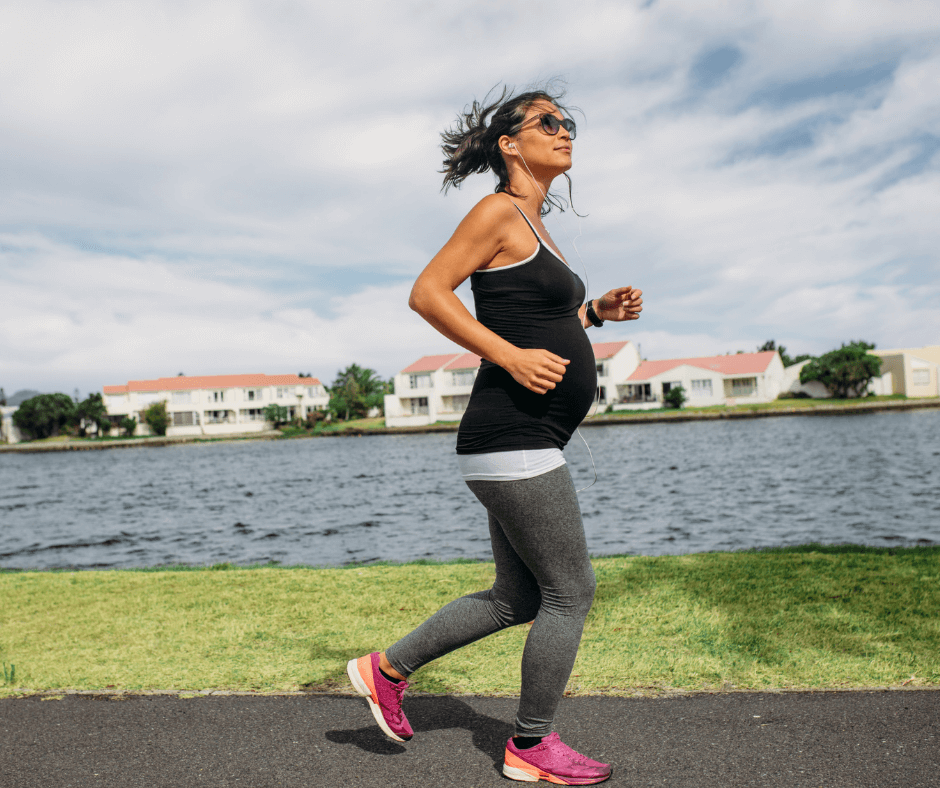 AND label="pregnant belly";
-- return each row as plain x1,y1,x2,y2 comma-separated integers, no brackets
519,323,596,424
